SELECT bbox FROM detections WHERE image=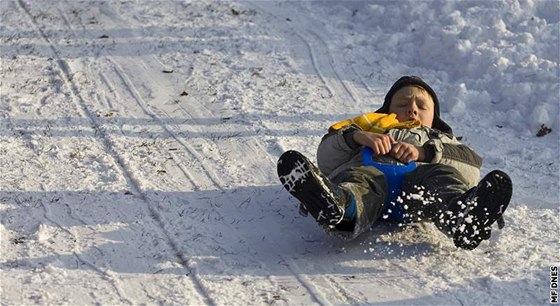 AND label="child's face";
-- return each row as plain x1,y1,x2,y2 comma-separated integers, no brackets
388,86,435,127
